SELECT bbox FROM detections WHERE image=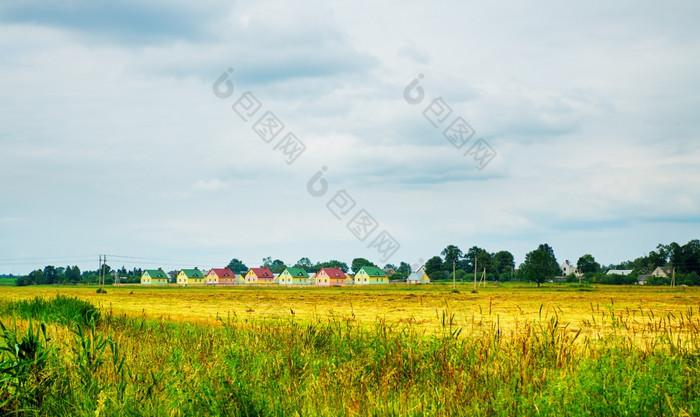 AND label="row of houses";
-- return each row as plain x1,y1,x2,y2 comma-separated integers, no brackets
559,260,673,284
141,266,431,286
